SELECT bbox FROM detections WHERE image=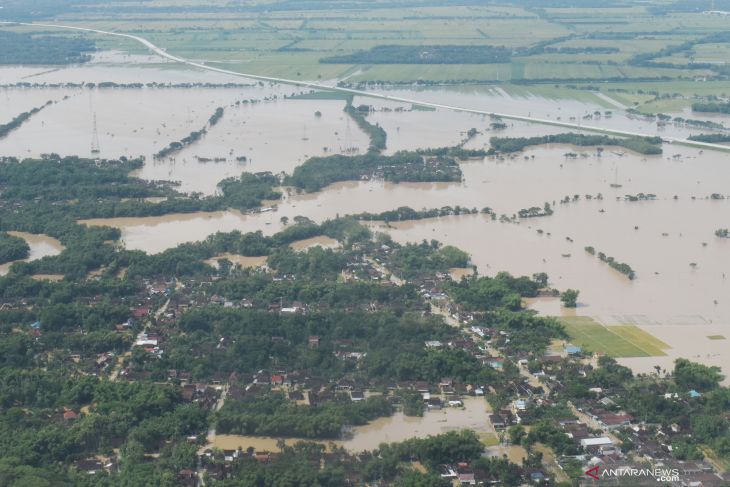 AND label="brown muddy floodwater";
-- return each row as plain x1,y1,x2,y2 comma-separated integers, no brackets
0,232,65,275
5,55,730,374
79,138,730,328
209,397,492,453
289,235,340,251
205,254,268,269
